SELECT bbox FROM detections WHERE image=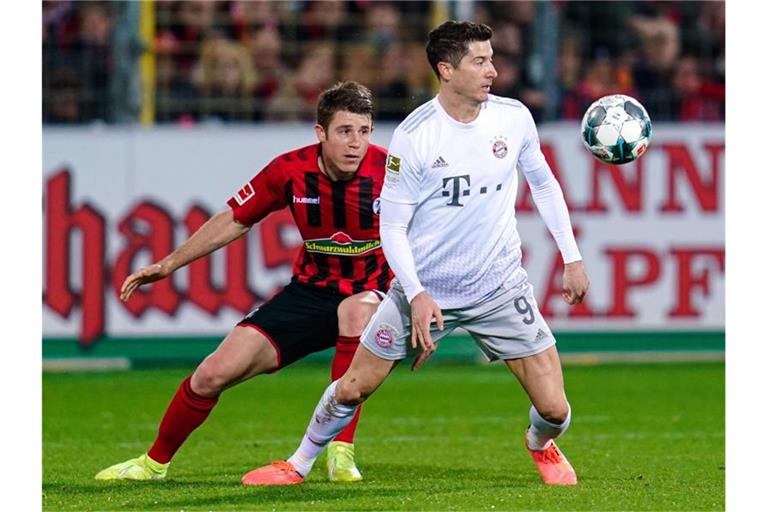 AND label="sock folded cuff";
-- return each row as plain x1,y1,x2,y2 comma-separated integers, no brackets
327,380,358,416
529,403,571,437
335,336,360,352
181,376,219,411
